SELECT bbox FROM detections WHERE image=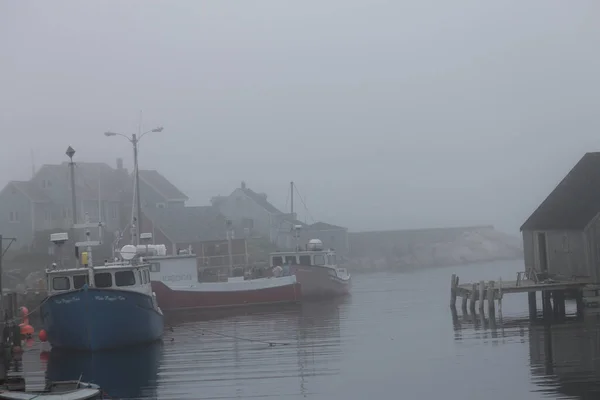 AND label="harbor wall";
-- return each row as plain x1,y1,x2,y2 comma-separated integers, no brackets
346,225,523,271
